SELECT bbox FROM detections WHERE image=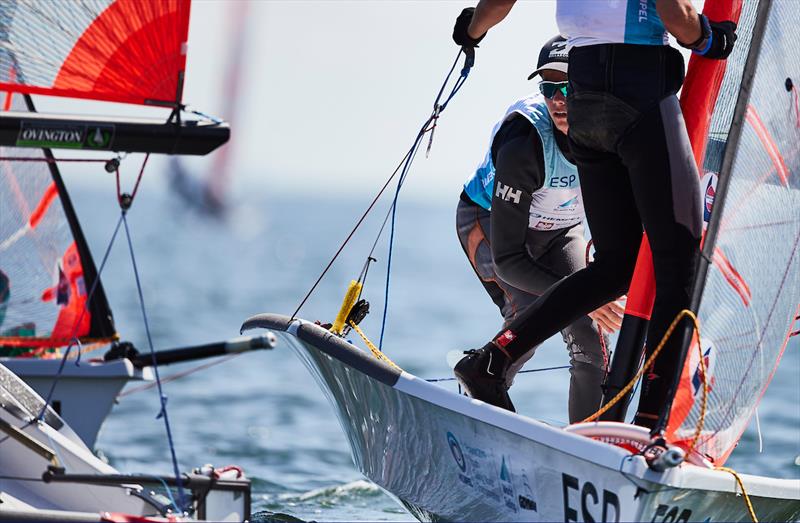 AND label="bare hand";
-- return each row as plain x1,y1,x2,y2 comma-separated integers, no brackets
588,298,626,333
